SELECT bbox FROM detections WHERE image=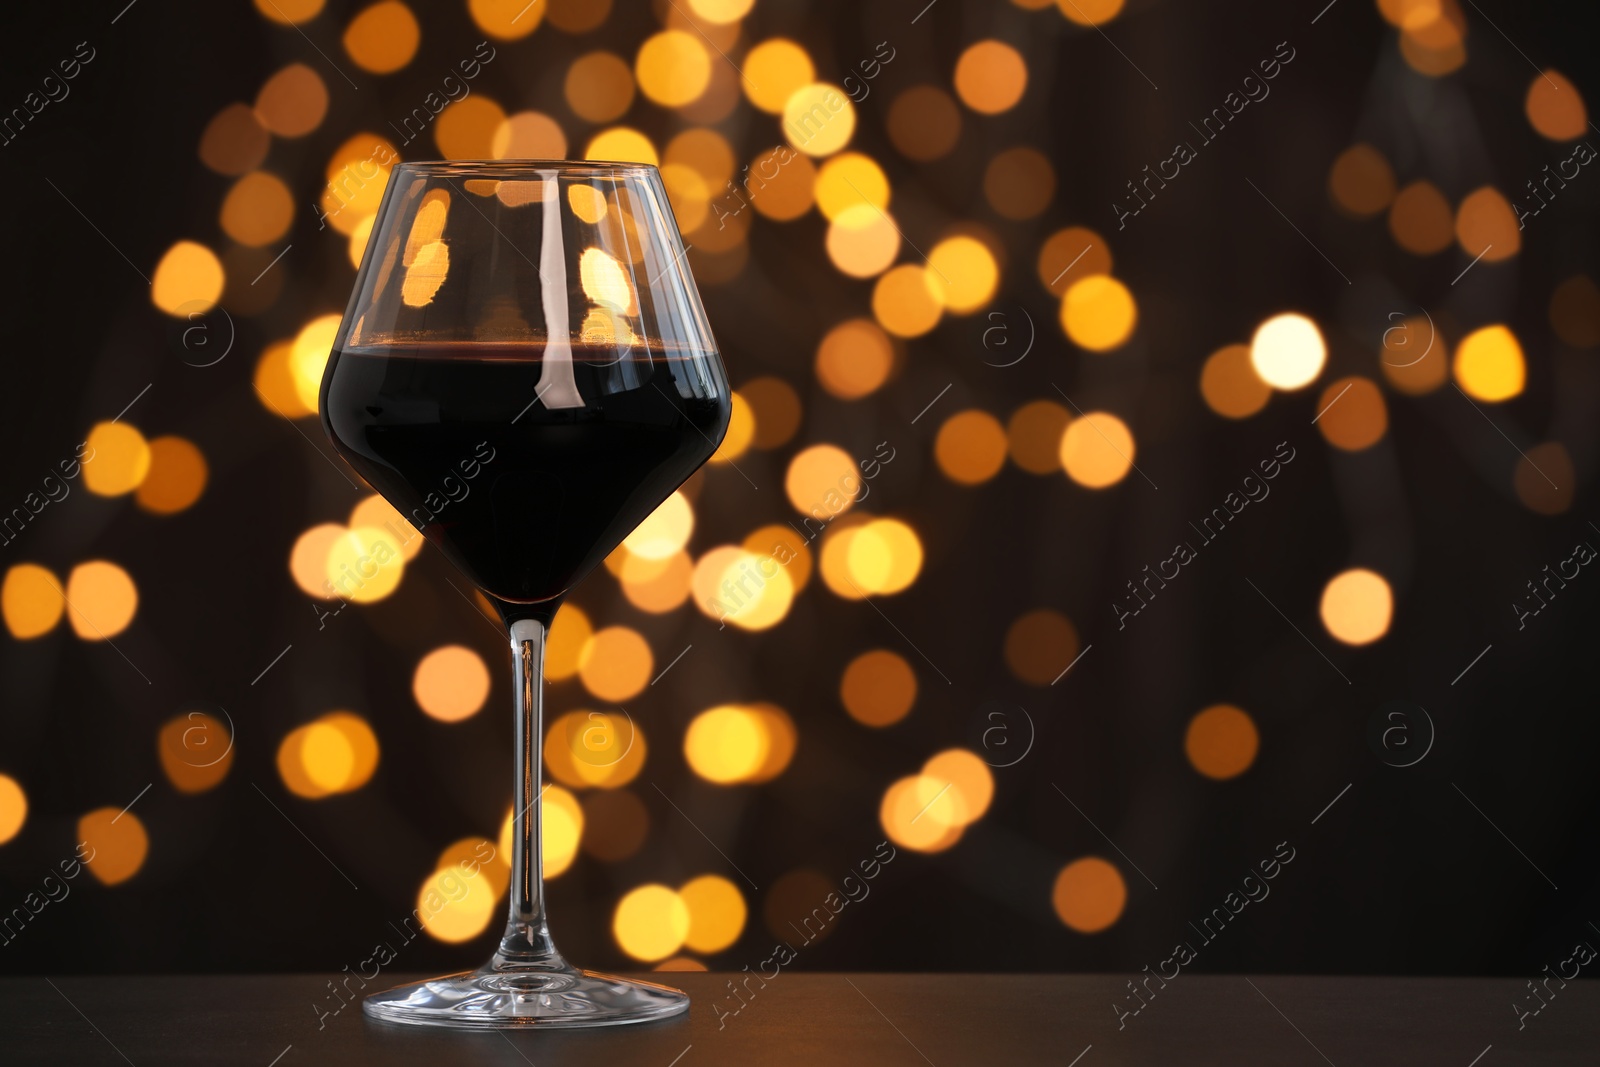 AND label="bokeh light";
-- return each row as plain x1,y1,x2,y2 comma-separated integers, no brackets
614,884,691,961
636,30,711,108
0,775,27,845
1526,69,1587,141
984,147,1055,220
2,563,64,640
935,410,1008,485
135,436,208,515
1513,443,1574,515
1250,313,1326,390
1328,143,1396,217
782,83,855,157
82,422,152,497
1052,857,1126,933
151,241,225,316
742,39,814,114
1007,400,1073,474
872,265,944,338
928,236,999,314
1184,705,1259,780
578,626,653,702
546,710,646,789
1389,180,1454,255
1059,412,1136,489
679,874,746,953
1315,377,1388,452
413,645,492,722
1201,344,1272,419
78,807,148,886
1060,275,1136,351
954,40,1028,115
887,86,961,161
1320,568,1394,646
1453,325,1525,402
1038,226,1111,297
157,712,234,794
64,561,138,640
841,649,917,727
1454,186,1520,262
342,1,420,74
